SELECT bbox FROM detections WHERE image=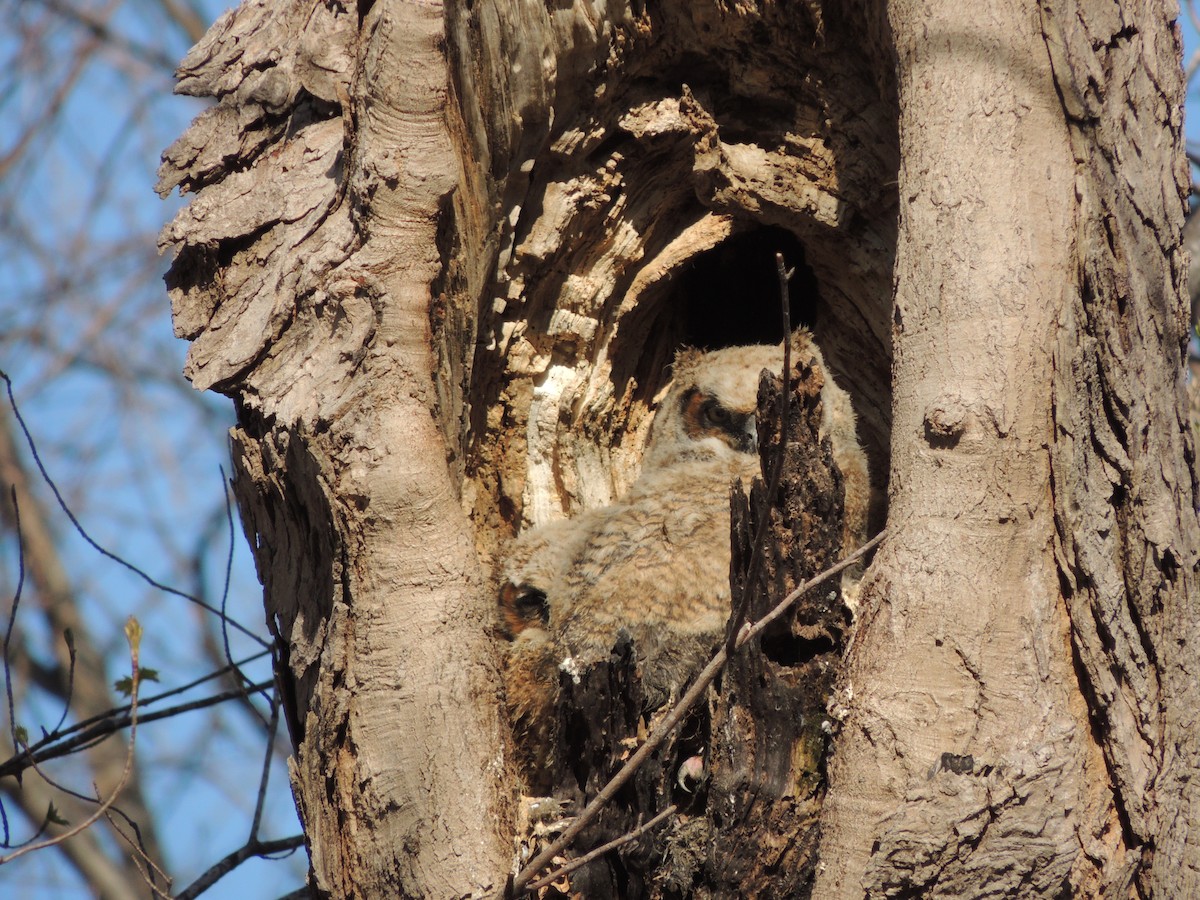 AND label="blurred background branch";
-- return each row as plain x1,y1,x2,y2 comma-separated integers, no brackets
0,0,304,895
